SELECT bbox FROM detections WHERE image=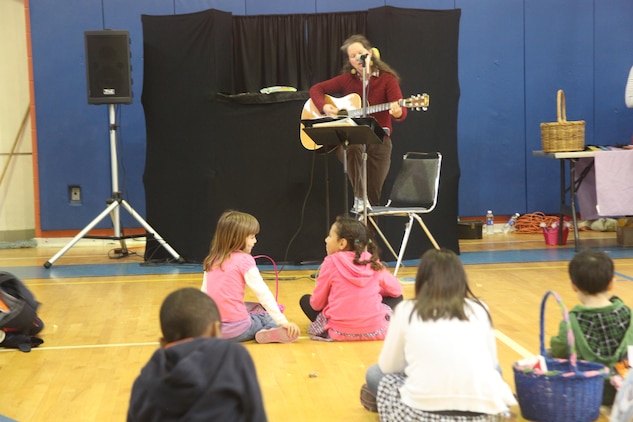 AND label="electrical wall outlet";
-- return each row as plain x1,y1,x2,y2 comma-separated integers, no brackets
69,185,81,203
